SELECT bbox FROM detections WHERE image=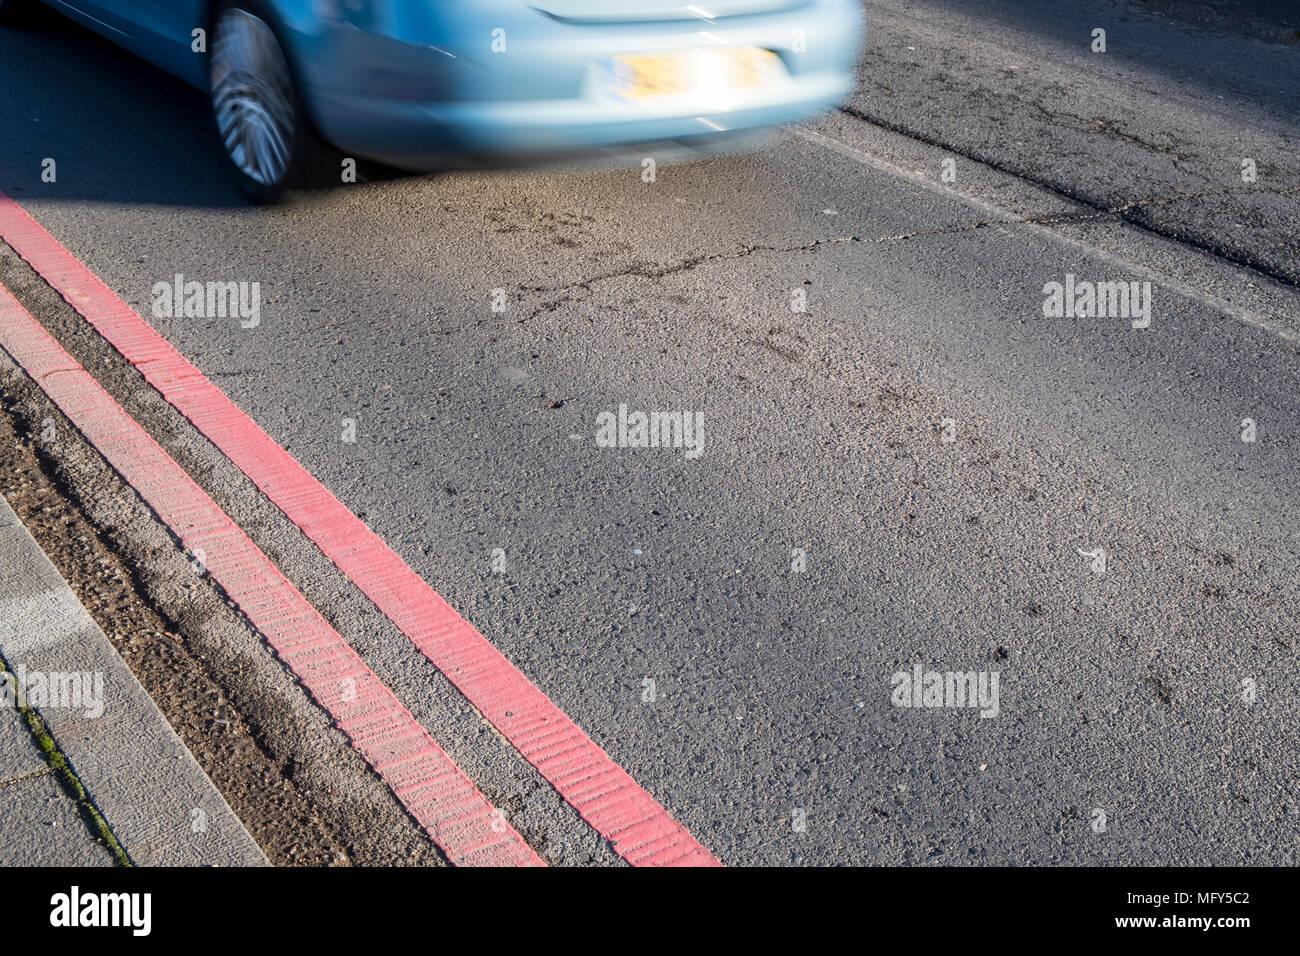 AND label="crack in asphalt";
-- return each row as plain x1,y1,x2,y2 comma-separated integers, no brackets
515,220,1048,322
512,182,1284,324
